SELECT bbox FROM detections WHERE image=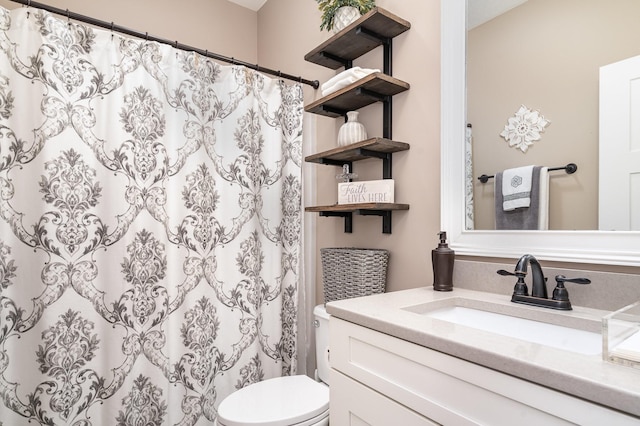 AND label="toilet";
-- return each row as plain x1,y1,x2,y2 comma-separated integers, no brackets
217,305,331,426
